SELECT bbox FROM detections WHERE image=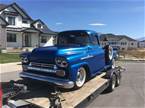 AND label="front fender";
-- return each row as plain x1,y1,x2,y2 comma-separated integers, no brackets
69,62,89,81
